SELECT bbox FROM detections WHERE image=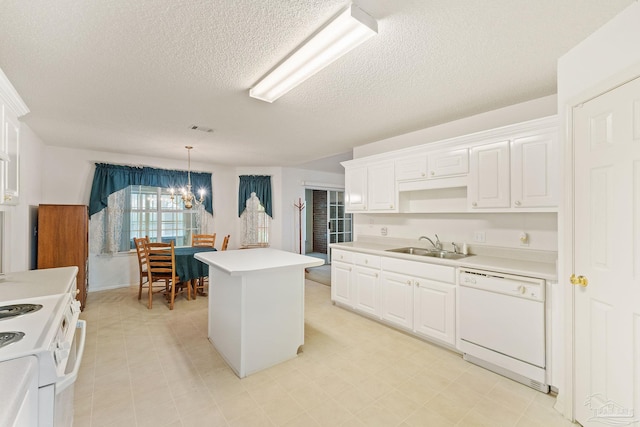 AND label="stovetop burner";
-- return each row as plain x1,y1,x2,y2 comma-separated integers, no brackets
0,303,43,320
0,331,25,349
